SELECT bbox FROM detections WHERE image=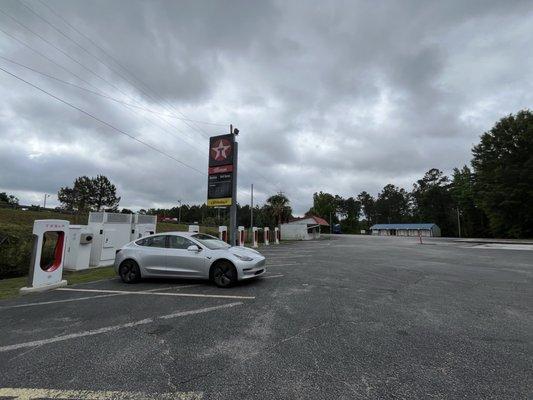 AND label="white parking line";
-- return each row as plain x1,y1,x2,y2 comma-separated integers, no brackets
267,263,298,267
261,274,284,279
0,285,203,310
0,387,202,399
264,256,306,259
0,302,242,353
57,287,255,300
